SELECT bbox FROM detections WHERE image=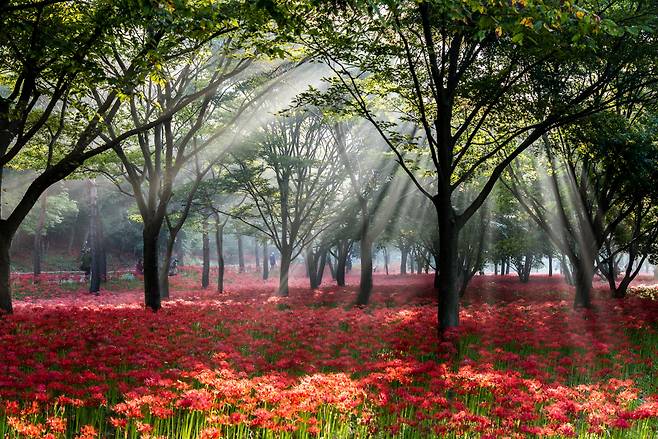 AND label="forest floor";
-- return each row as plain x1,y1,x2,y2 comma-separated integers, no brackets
1,269,658,438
